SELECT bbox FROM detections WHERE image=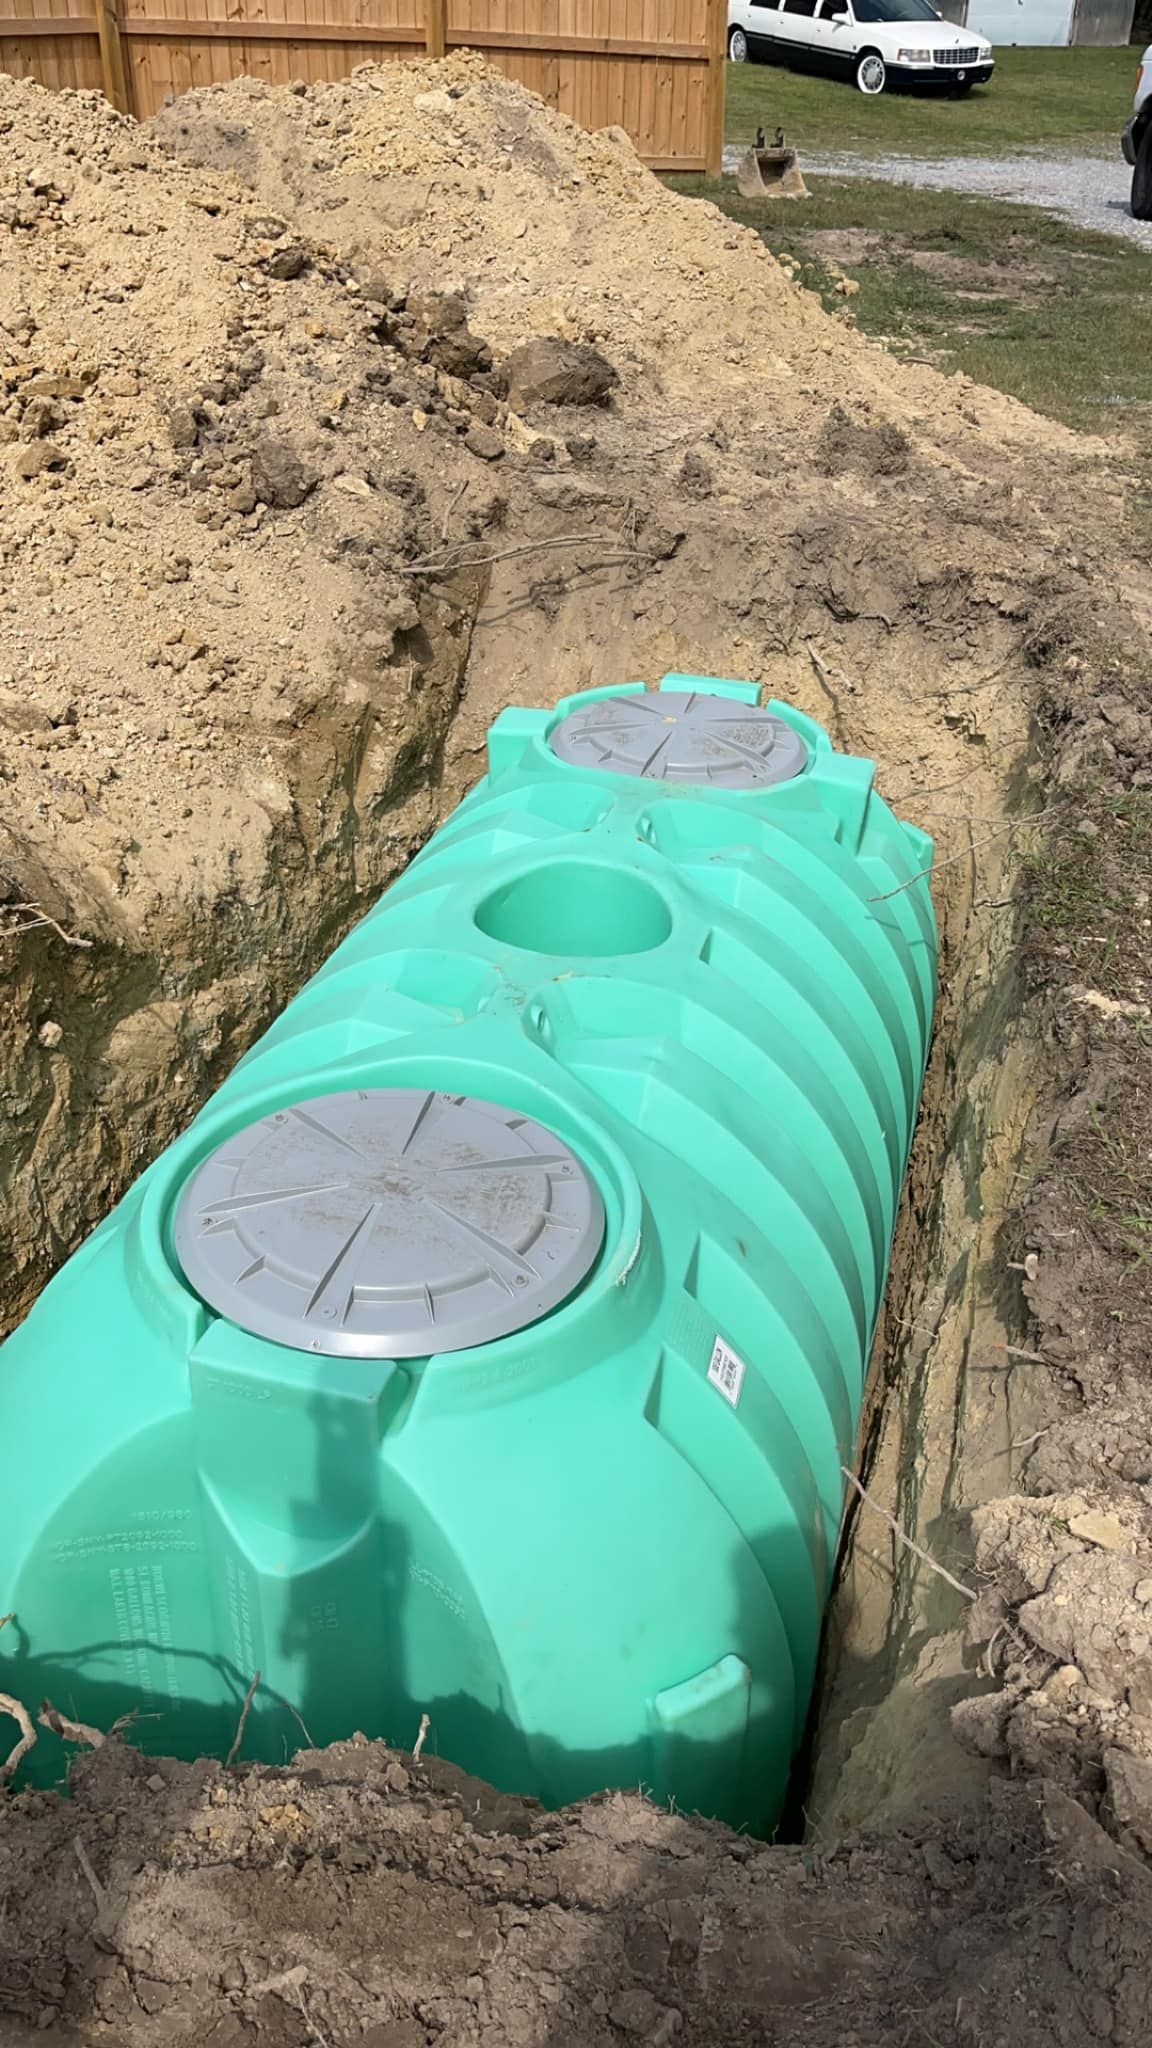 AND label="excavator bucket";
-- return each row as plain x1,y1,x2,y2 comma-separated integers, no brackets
736,144,808,201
